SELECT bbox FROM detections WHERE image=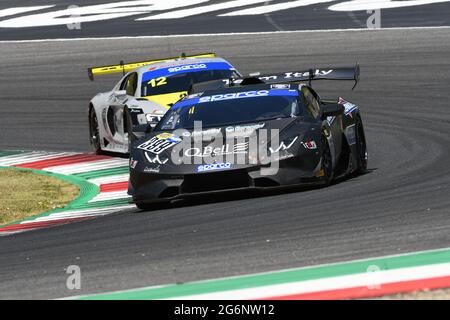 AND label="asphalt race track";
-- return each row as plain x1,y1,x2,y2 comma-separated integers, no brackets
1,5,450,299
0,0,449,40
